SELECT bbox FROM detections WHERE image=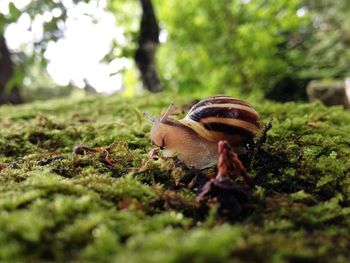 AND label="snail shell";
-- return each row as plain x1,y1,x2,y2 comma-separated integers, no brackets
145,95,263,169
179,96,263,146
